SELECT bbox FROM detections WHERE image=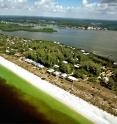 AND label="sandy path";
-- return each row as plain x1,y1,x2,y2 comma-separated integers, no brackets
0,56,117,124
